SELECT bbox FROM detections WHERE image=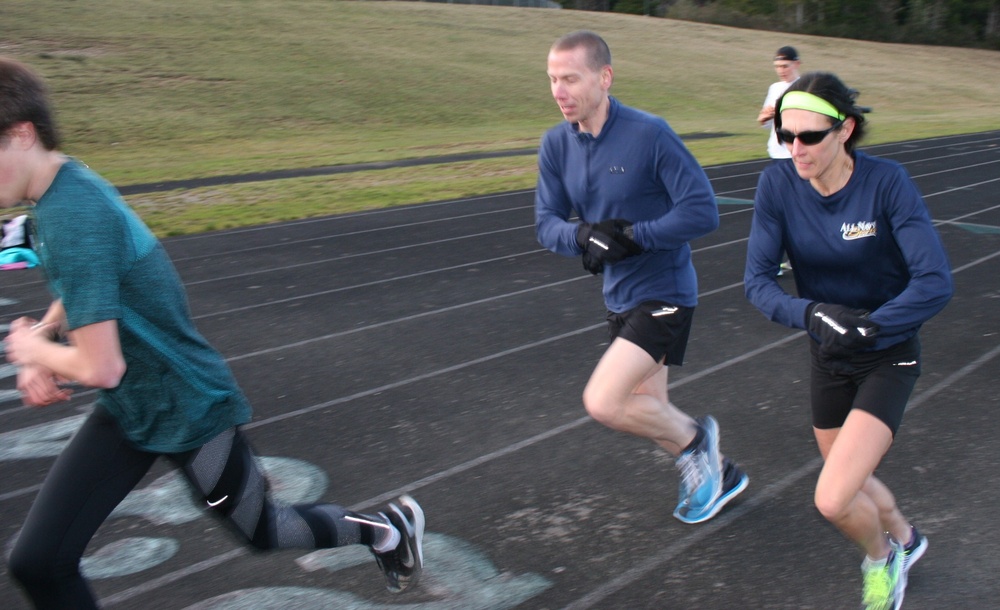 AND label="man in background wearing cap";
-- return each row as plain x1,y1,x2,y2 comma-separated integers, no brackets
757,46,801,160
756,46,800,276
